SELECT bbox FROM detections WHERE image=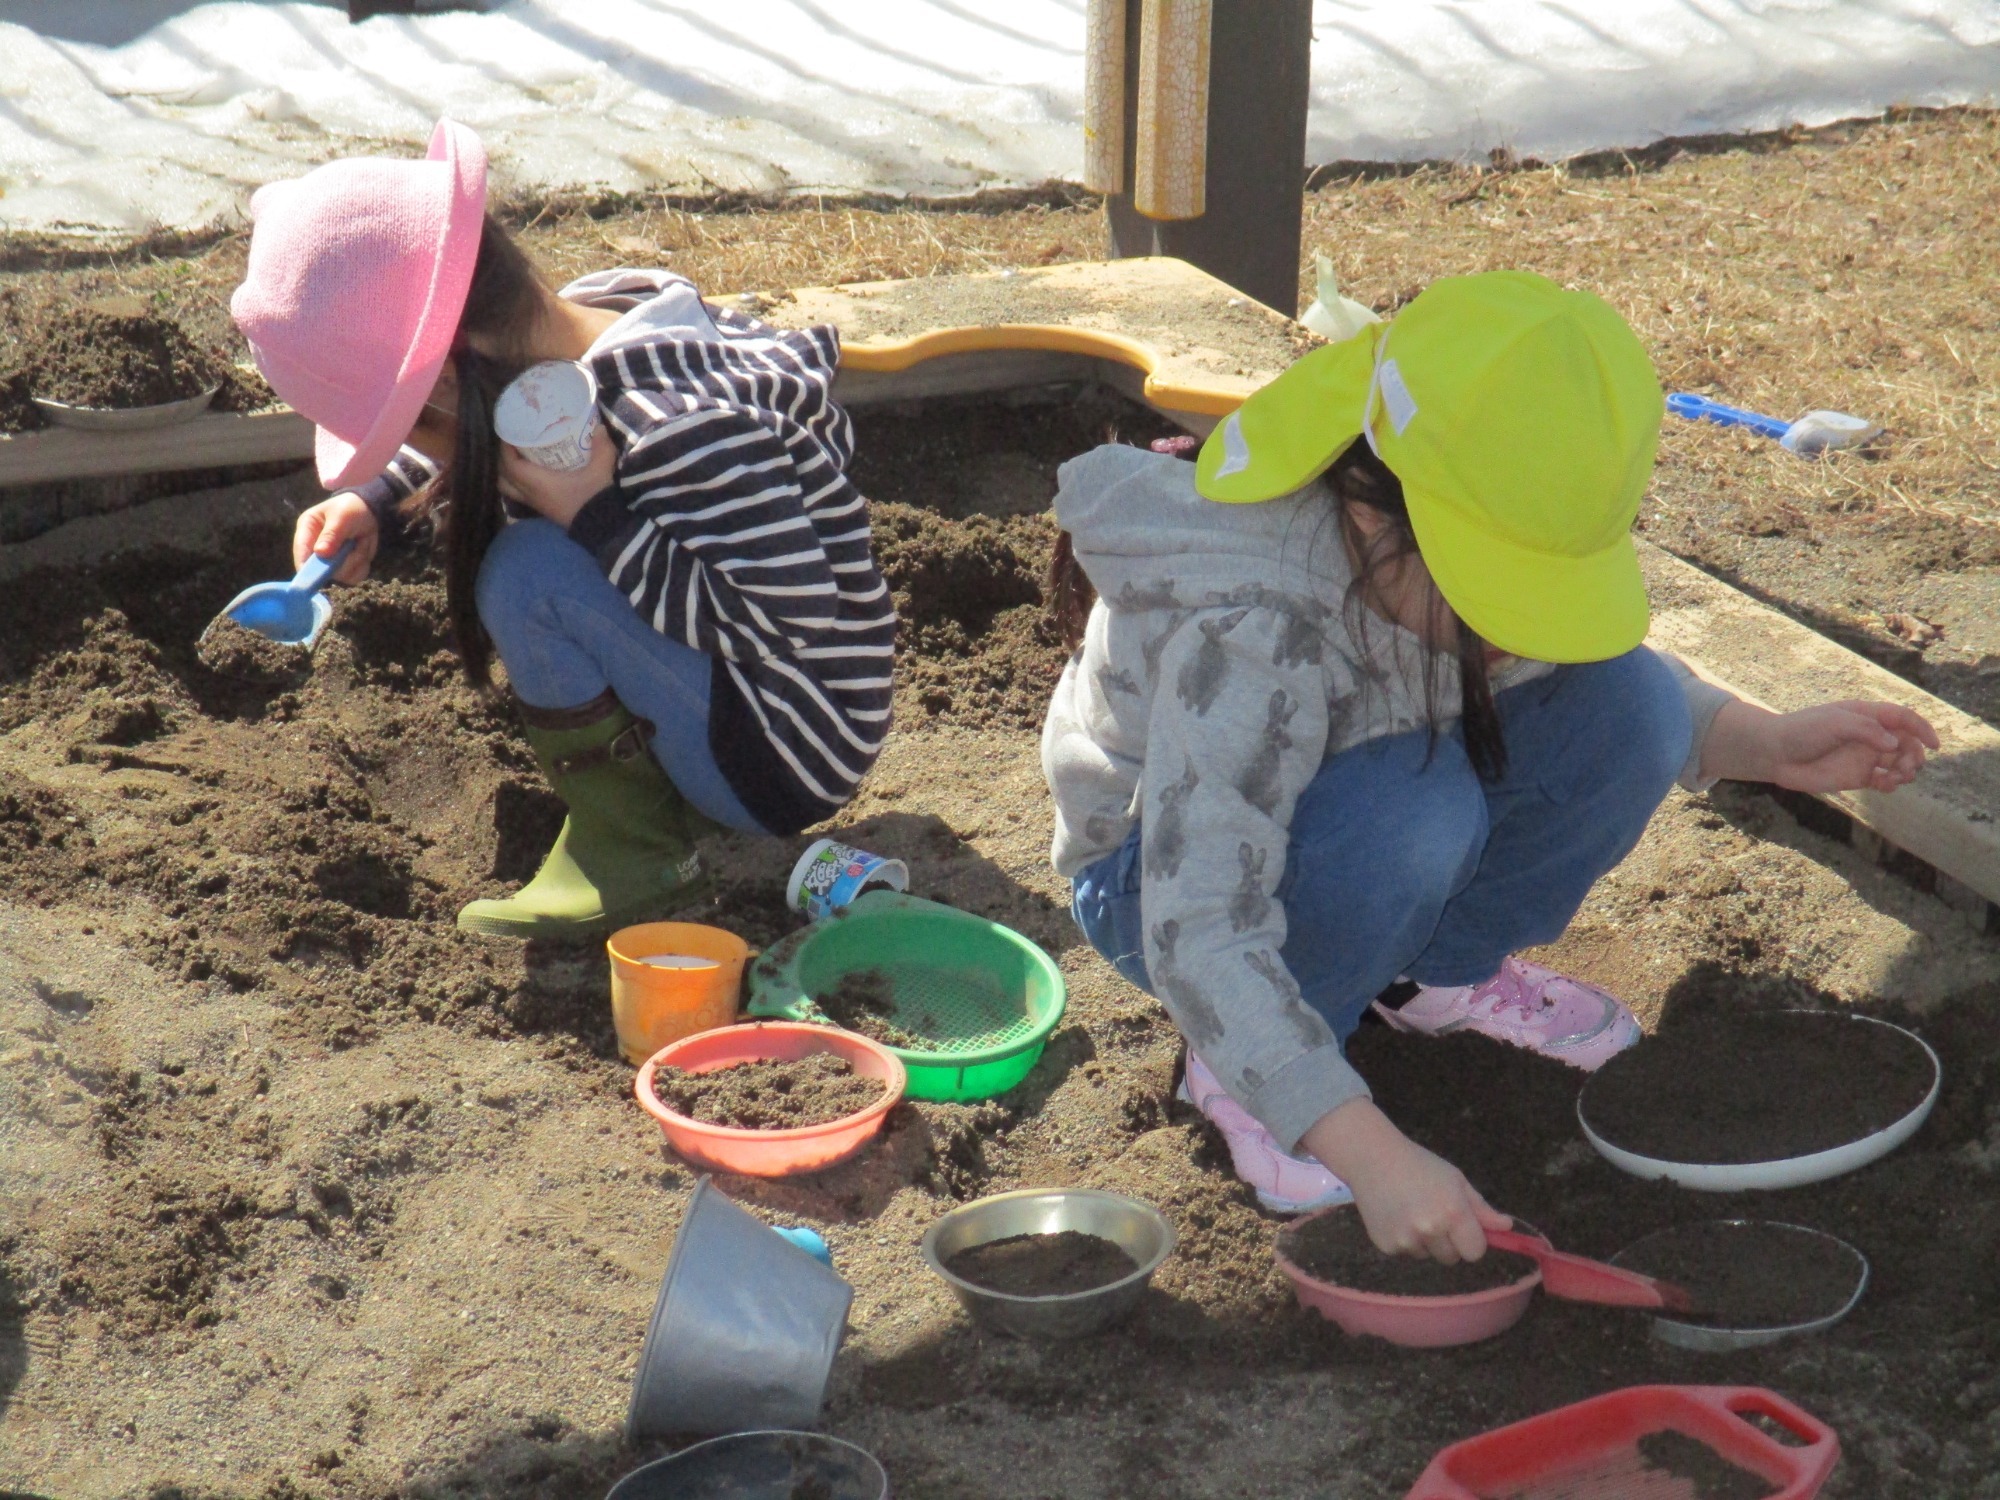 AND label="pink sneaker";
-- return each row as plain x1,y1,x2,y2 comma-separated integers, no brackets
1177,1051,1353,1215
1374,957,1640,1071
